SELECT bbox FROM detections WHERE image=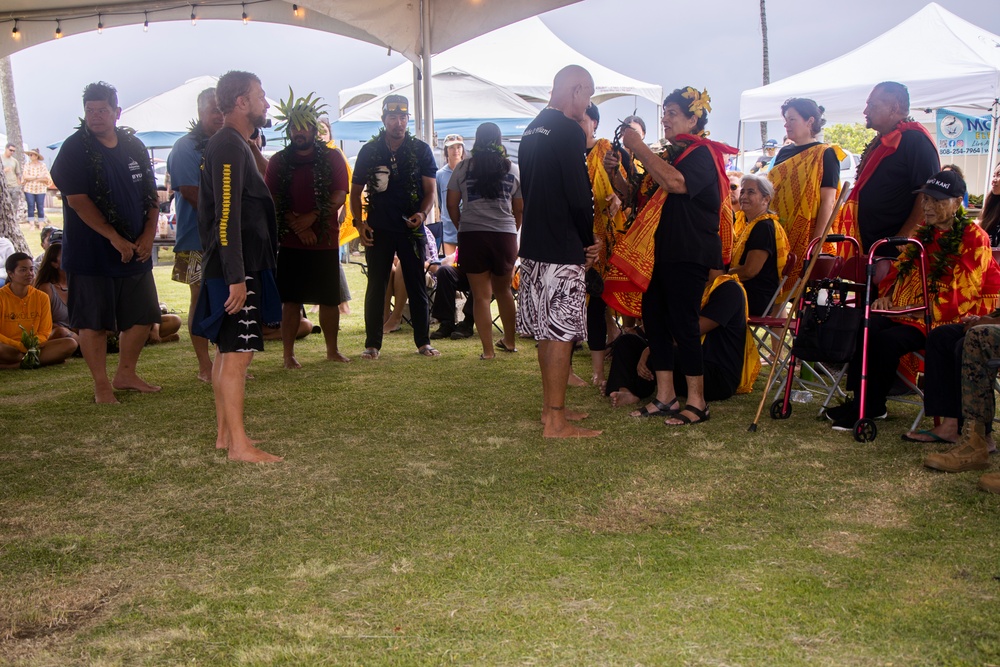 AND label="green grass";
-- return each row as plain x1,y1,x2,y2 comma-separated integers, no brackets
2,242,1000,665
